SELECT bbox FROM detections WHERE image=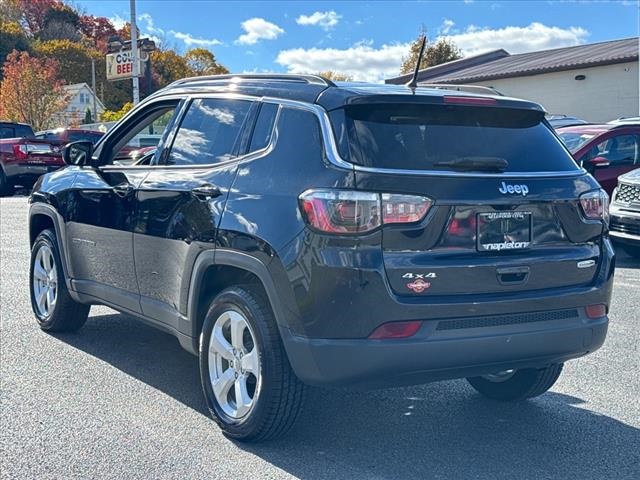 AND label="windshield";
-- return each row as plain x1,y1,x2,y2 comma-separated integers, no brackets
68,131,104,144
557,131,598,152
330,104,581,173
